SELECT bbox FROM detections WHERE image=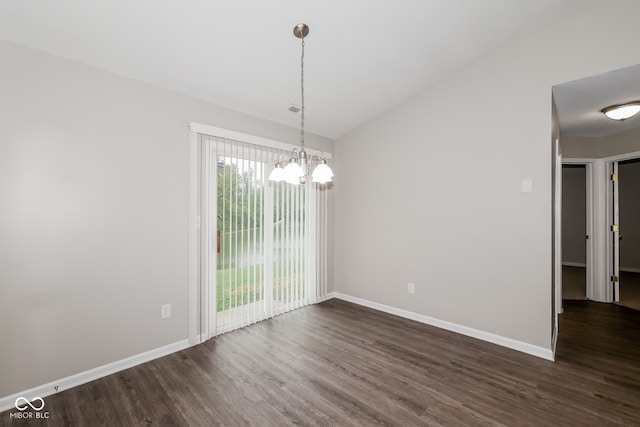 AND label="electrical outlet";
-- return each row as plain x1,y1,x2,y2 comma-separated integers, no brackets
161,304,171,319
408,283,415,294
